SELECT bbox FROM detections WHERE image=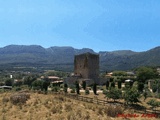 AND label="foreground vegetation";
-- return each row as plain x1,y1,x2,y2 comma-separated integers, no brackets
0,90,123,120
1,90,160,120
0,66,160,119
